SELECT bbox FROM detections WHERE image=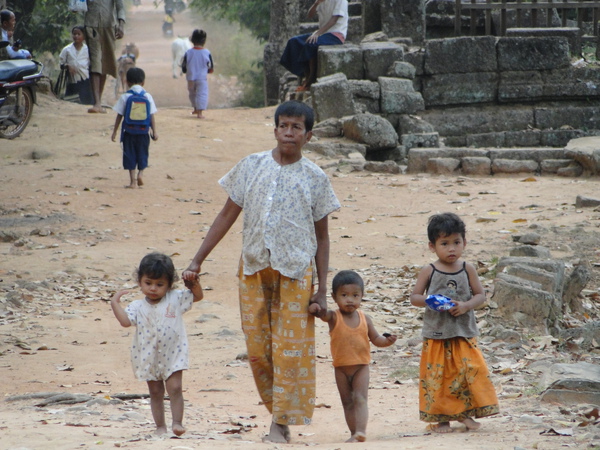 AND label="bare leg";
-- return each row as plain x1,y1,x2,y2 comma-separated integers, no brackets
137,169,144,187
147,380,167,435
306,57,317,87
196,110,205,119
126,170,136,188
459,417,481,431
262,420,291,443
166,371,186,436
336,365,369,442
88,73,107,113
